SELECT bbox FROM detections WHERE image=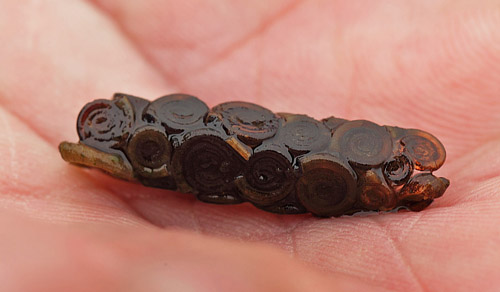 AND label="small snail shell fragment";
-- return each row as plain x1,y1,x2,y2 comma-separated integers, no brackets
256,196,307,215
59,92,450,217
322,116,348,131
399,173,450,211
357,170,396,211
197,192,244,205
383,155,413,186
